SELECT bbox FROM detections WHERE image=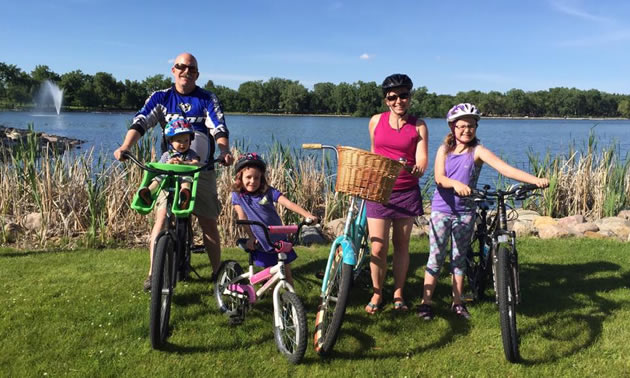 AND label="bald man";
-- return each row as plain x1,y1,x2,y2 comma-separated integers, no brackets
114,52,233,291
